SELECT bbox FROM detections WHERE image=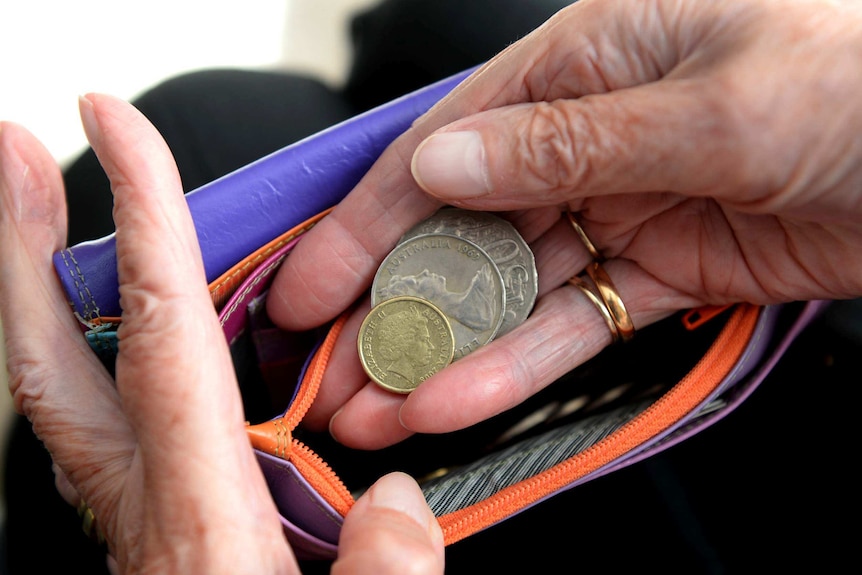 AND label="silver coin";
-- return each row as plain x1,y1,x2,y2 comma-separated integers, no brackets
372,233,506,360
400,208,538,335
